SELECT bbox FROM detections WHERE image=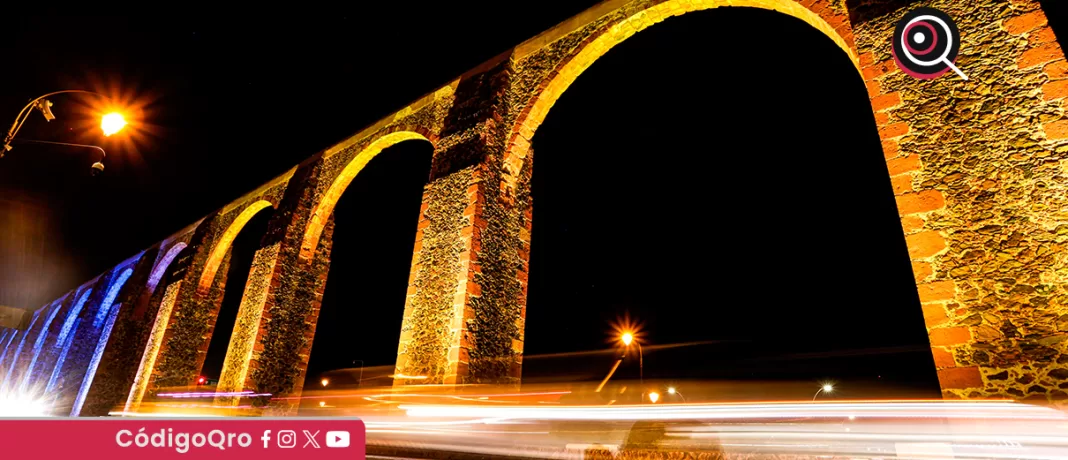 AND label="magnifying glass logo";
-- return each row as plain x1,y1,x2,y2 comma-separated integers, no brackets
892,7,967,81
